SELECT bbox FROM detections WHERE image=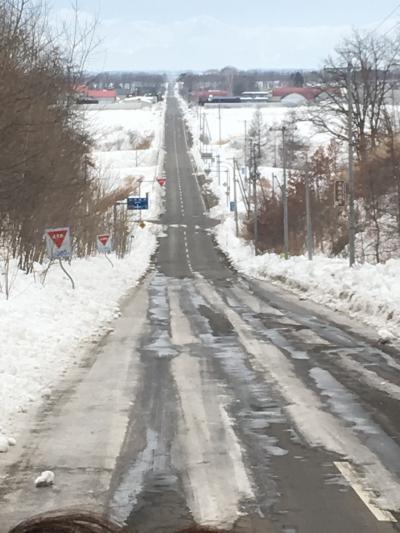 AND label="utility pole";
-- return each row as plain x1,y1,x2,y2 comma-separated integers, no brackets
282,127,289,259
347,63,355,267
244,120,247,167
305,157,313,261
233,158,239,237
252,143,259,255
218,104,222,146
217,154,221,186
225,169,230,207
272,173,276,200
